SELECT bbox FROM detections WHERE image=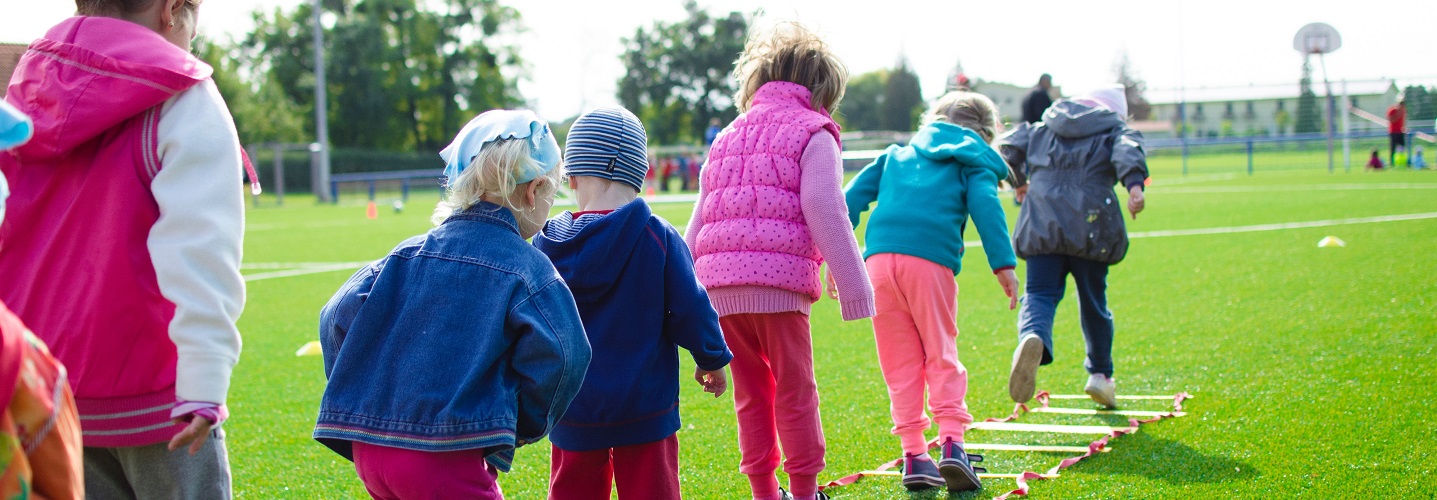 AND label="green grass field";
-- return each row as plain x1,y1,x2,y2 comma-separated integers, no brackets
231,150,1436,498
